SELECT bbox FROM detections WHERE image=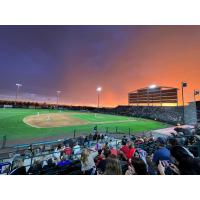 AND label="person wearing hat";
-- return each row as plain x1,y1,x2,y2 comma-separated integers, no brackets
152,137,171,165
158,145,199,175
